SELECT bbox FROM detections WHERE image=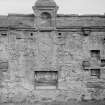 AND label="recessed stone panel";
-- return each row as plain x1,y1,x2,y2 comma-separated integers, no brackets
34,71,58,89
